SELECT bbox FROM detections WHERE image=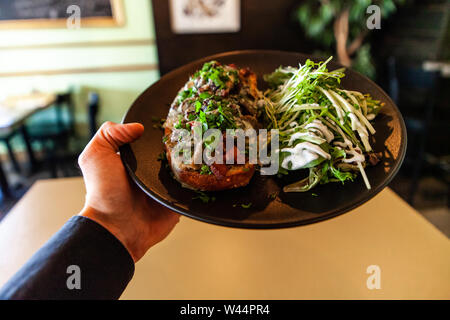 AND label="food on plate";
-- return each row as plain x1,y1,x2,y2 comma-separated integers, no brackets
263,57,383,192
162,61,265,191
162,57,384,194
